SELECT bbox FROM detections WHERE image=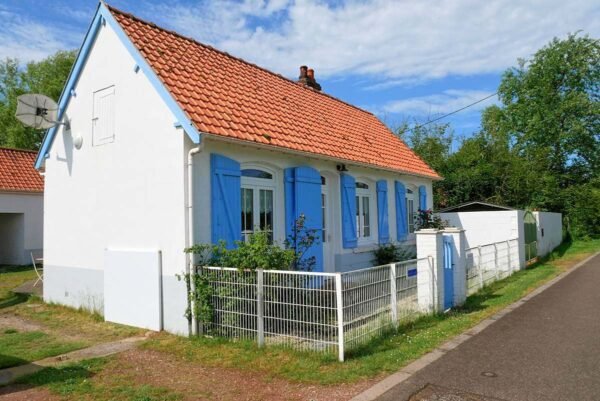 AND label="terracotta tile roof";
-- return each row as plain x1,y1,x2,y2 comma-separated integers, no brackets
0,147,44,193
108,6,440,179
